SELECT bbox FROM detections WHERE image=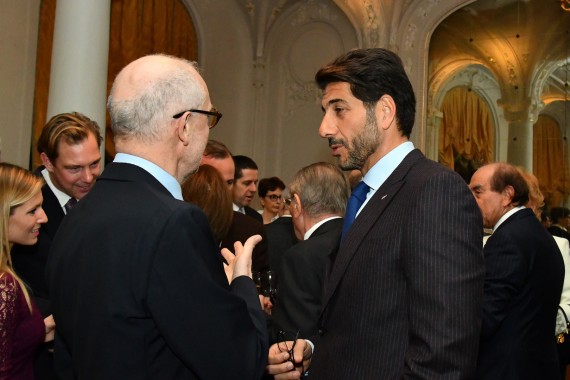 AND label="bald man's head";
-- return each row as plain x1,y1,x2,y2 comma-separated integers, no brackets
108,54,207,144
